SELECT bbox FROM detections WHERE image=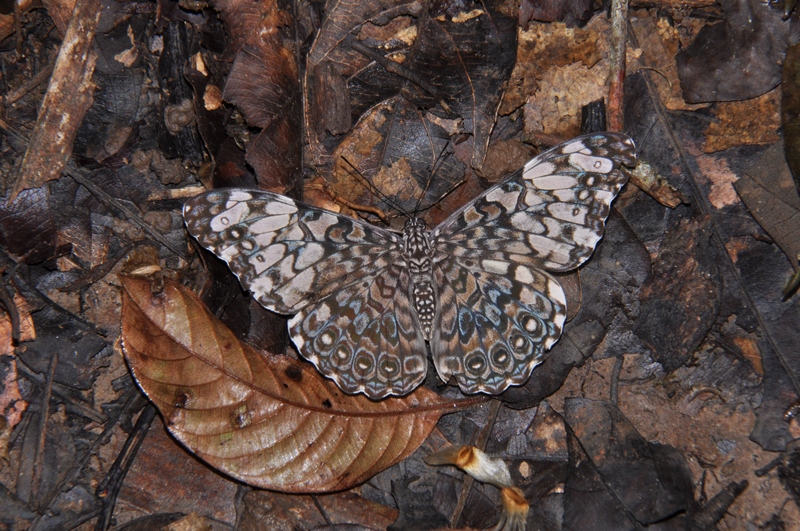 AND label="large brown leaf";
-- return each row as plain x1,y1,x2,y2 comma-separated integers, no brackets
120,276,479,492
